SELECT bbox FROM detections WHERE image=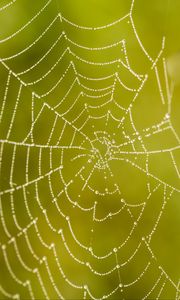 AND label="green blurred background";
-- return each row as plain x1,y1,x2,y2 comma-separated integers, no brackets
0,0,180,299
